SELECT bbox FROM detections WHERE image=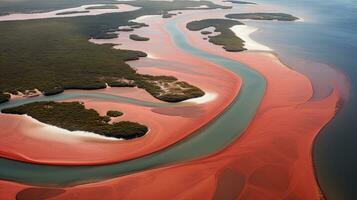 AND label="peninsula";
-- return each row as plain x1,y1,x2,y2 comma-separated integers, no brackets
186,19,245,51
